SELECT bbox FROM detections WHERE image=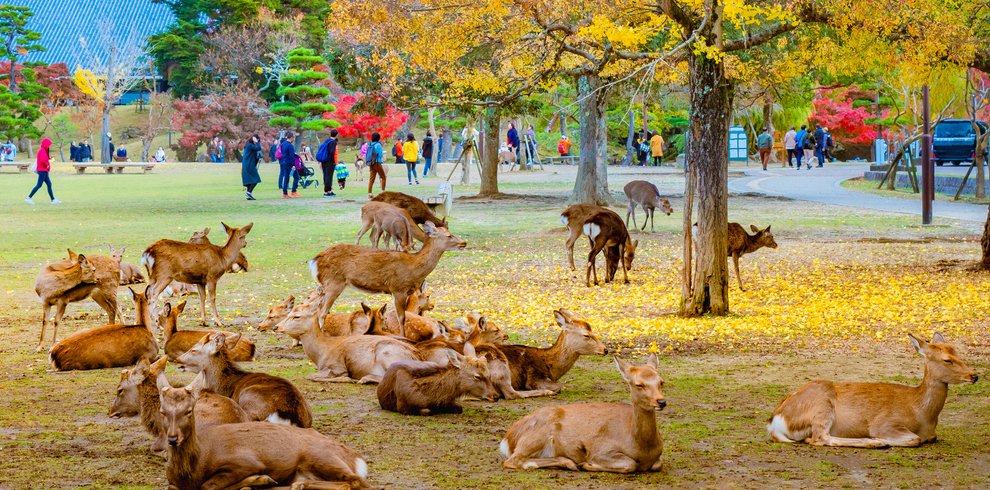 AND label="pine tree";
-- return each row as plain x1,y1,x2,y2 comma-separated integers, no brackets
0,5,44,94
0,65,47,141
269,48,338,132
